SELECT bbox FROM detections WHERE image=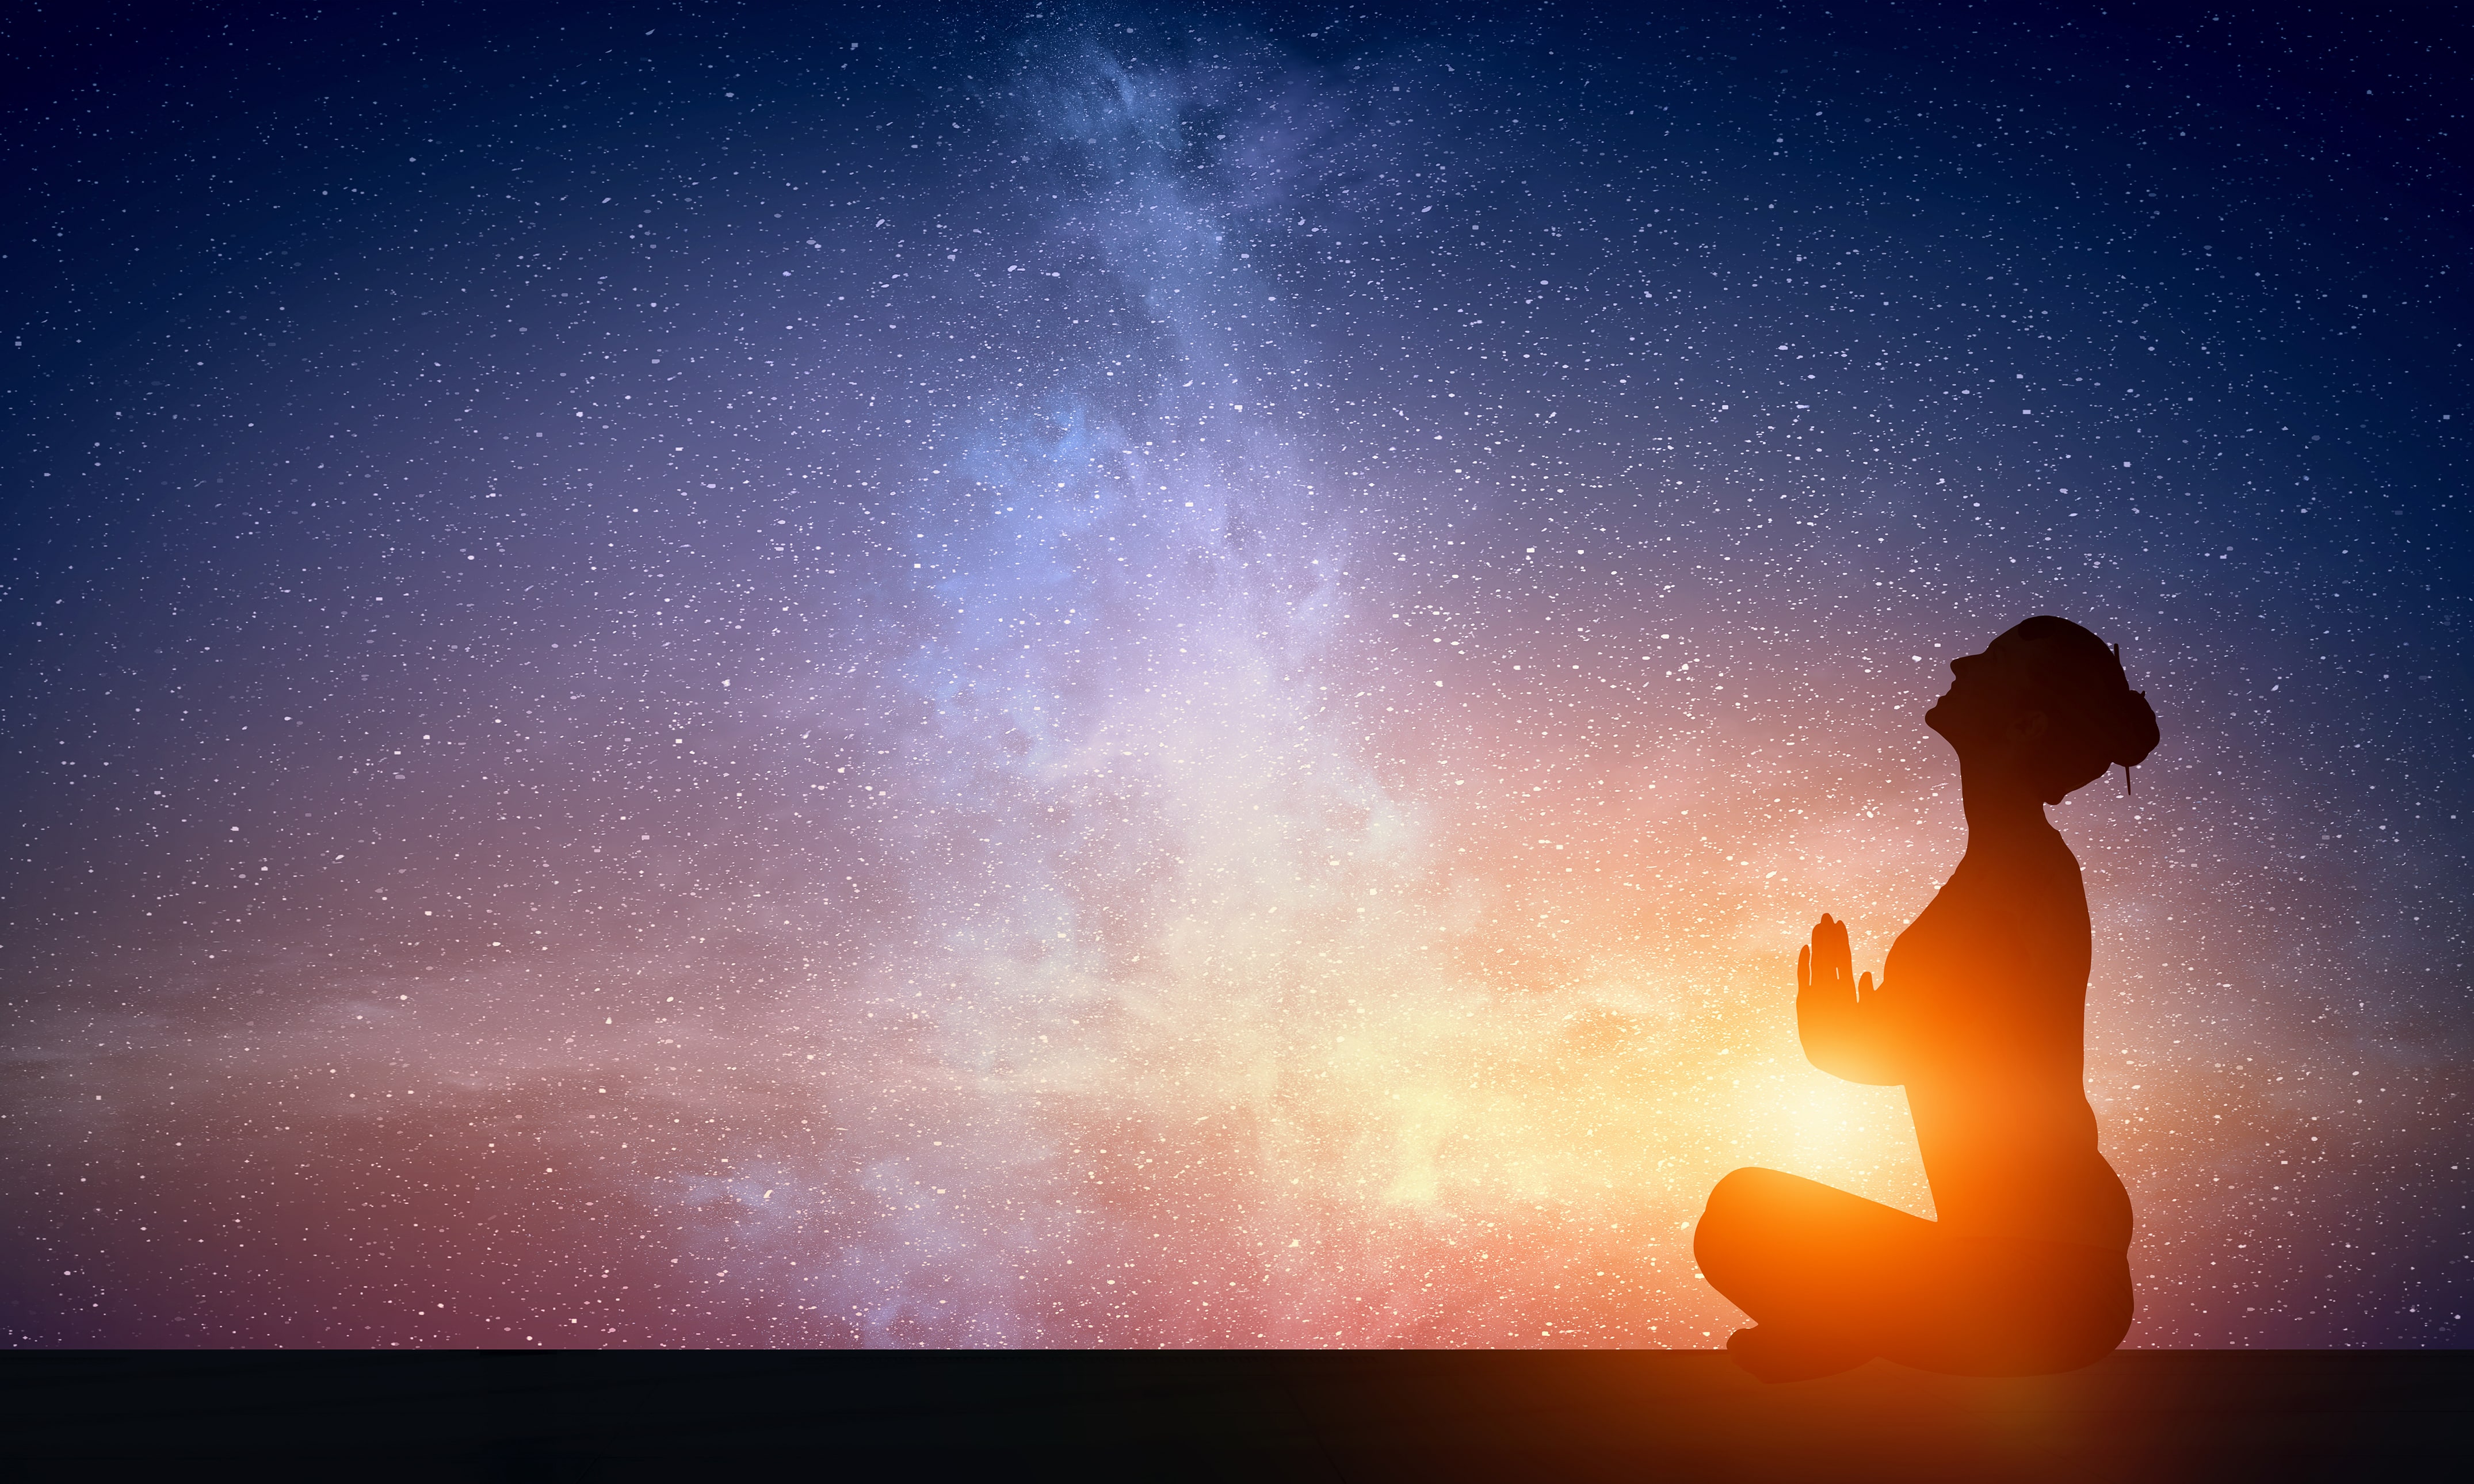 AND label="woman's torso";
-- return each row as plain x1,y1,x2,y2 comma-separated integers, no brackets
1885,828,2133,1252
